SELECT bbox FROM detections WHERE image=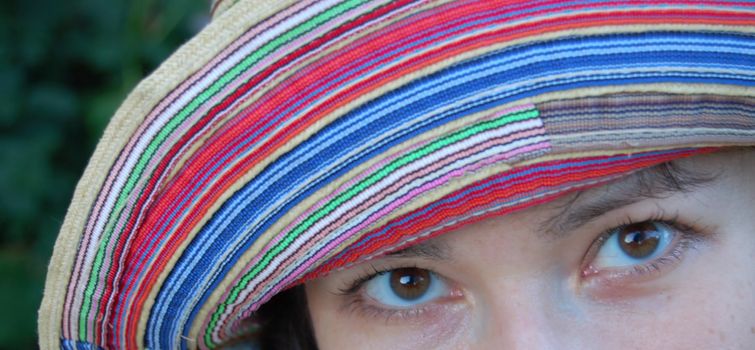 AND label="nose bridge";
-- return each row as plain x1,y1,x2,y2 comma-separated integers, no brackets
477,277,561,350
